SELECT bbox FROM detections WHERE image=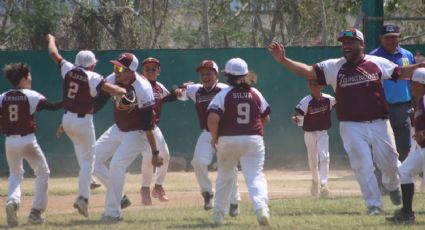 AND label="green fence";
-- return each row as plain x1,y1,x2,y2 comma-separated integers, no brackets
1,45,424,174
